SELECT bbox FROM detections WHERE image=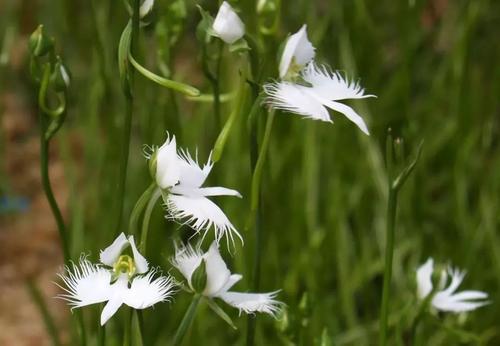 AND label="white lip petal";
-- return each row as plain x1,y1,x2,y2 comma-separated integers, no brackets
165,194,242,245
302,62,375,101
177,149,213,188
279,25,315,79
100,297,124,326
123,272,176,309
99,233,129,267
197,187,242,198
306,91,370,135
432,293,489,313
56,258,113,308
139,0,154,18
156,135,180,189
212,1,245,44
218,291,281,316
128,235,149,274
203,242,231,296
264,82,331,122
171,243,204,287
416,258,434,299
